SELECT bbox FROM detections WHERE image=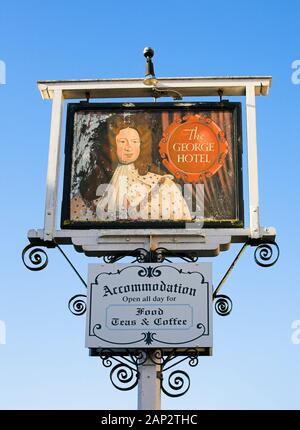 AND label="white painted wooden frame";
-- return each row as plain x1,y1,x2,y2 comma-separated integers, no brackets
44,89,64,241
28,76,276,256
